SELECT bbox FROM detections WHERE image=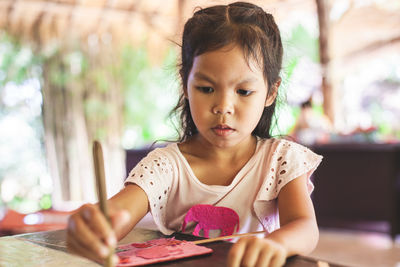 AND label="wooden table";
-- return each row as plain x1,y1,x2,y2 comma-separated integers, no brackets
0,228,343,267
